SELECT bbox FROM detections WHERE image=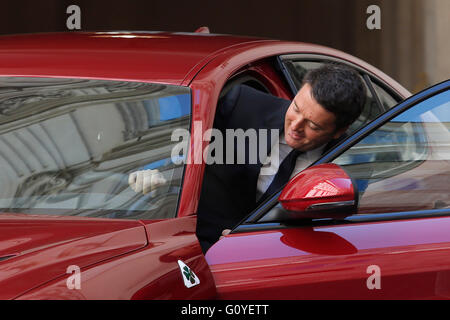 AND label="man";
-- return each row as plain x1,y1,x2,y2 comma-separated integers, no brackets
130,63,366,253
